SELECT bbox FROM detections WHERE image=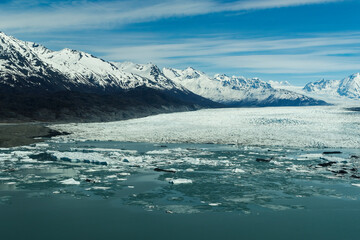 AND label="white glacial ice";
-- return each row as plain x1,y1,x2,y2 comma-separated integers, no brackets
52,106,360,149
